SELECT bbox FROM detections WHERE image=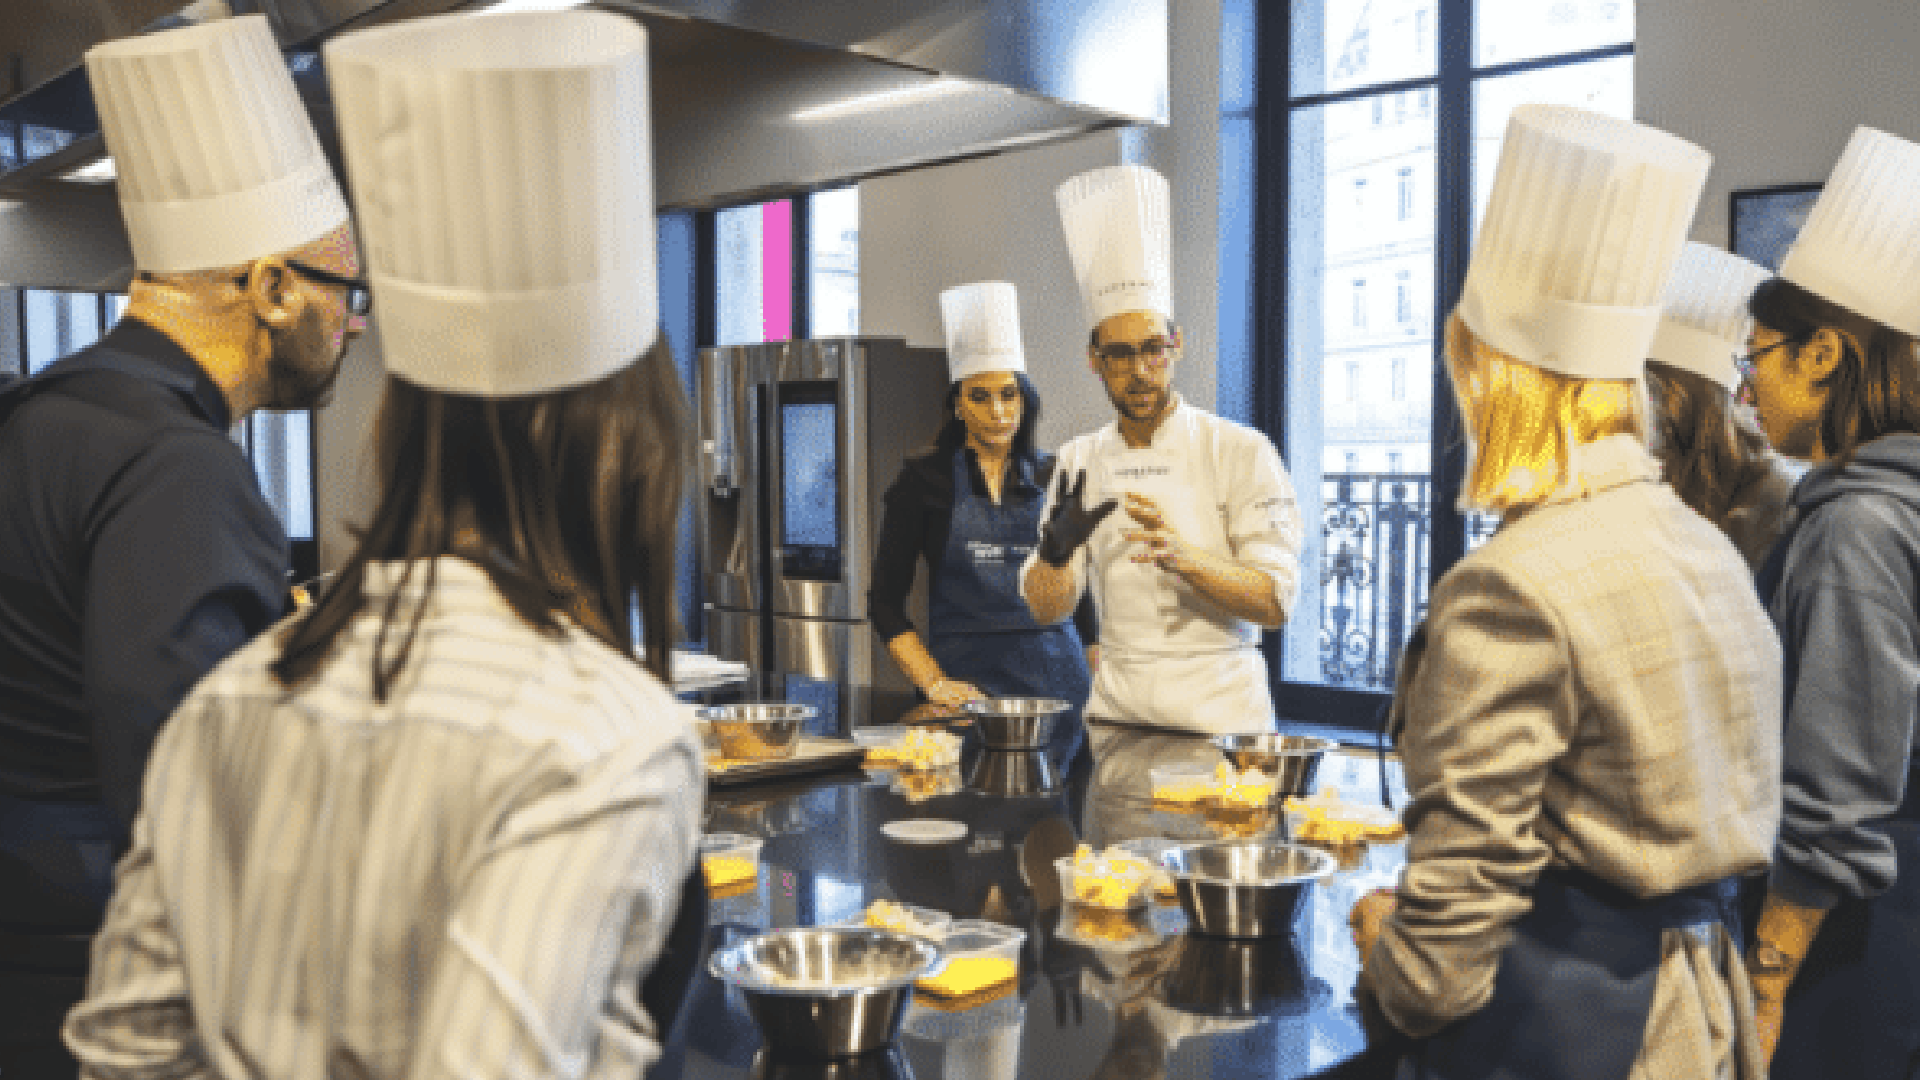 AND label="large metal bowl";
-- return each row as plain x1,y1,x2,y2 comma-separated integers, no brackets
961,698,1069,750
966,750,1060,796
700,704,816,761
1161,934,1319,1016
709,928,944,1058
1209,734,1337,798
1162,842,1336,939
